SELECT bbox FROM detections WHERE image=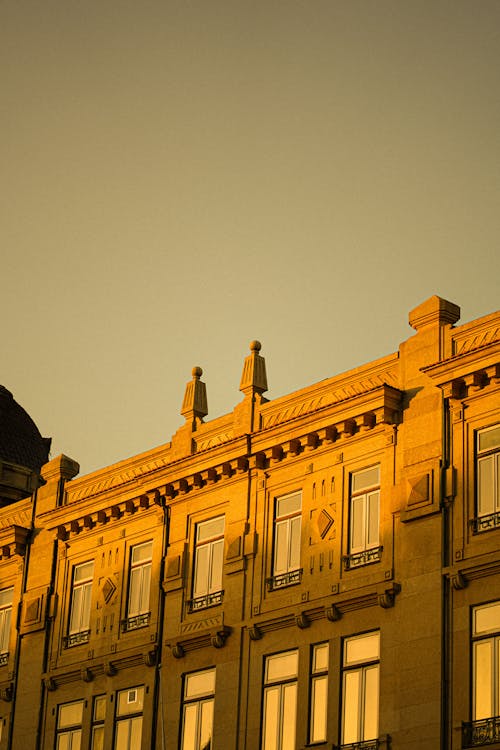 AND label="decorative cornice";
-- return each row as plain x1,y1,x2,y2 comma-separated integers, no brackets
0,524,30,560
167,625,232,658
